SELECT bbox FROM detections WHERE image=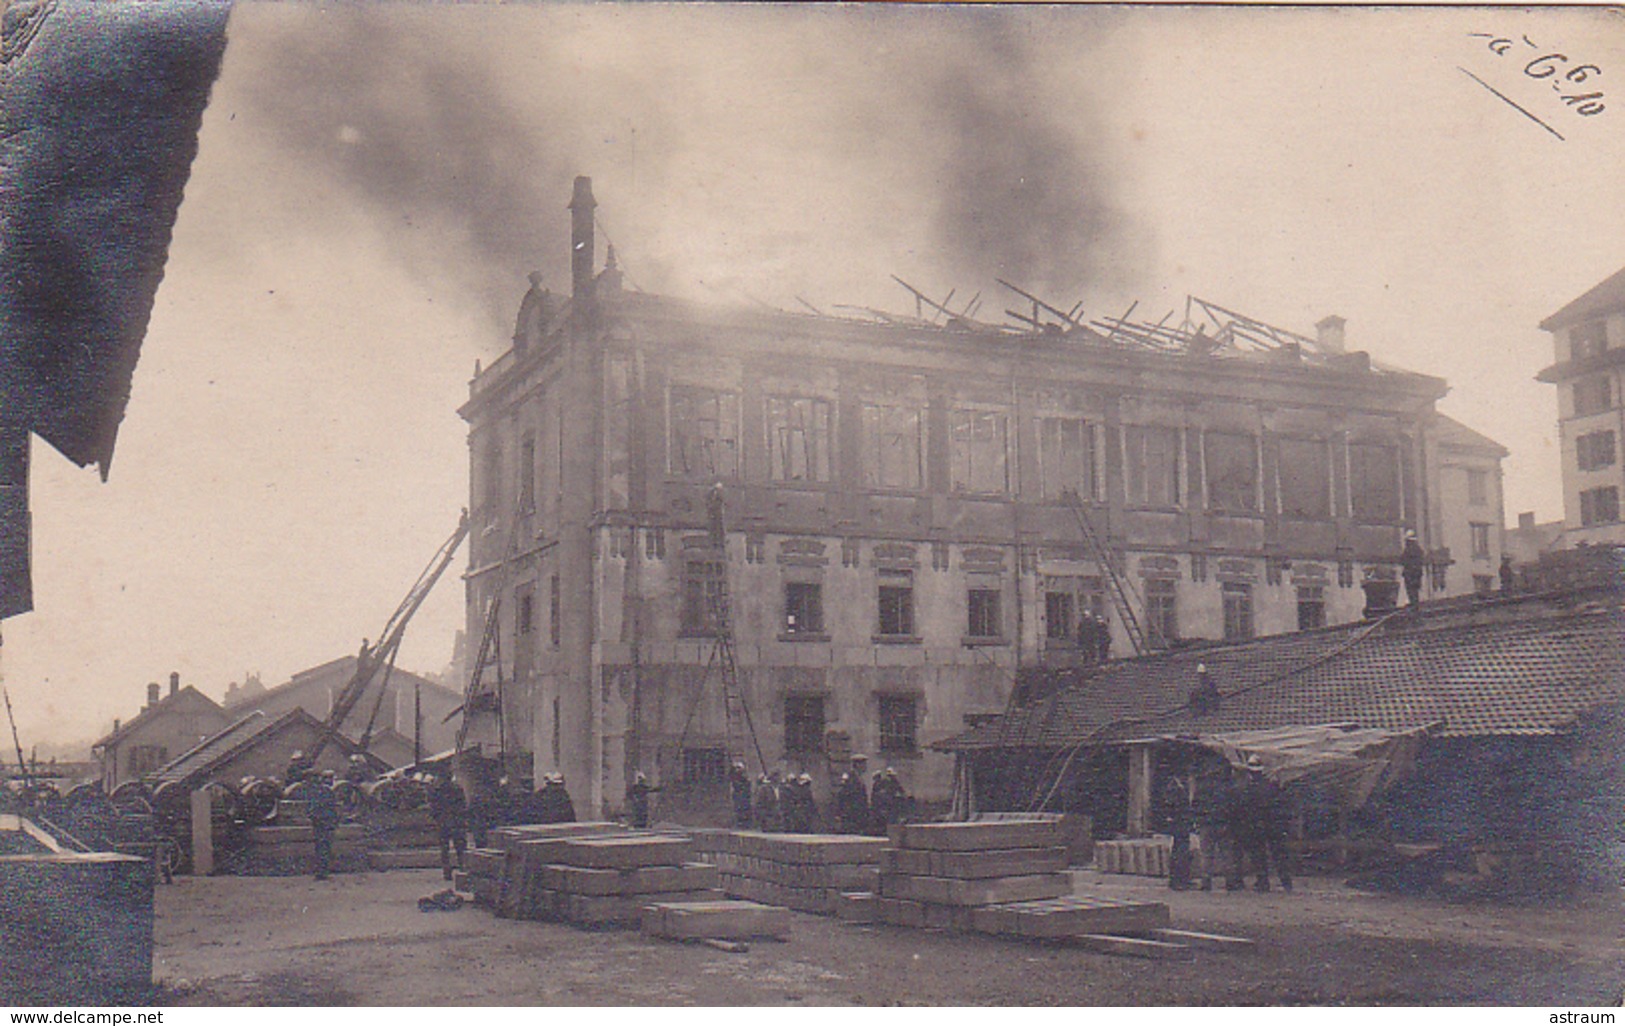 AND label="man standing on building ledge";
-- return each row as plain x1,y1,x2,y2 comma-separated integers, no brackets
1401,531,1426,609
